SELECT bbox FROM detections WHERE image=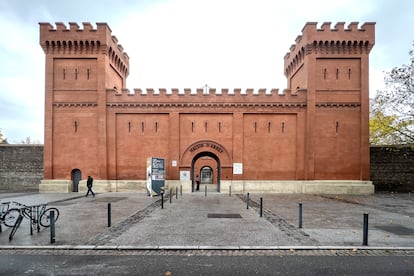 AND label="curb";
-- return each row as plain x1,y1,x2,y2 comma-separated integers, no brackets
1,245,414,251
